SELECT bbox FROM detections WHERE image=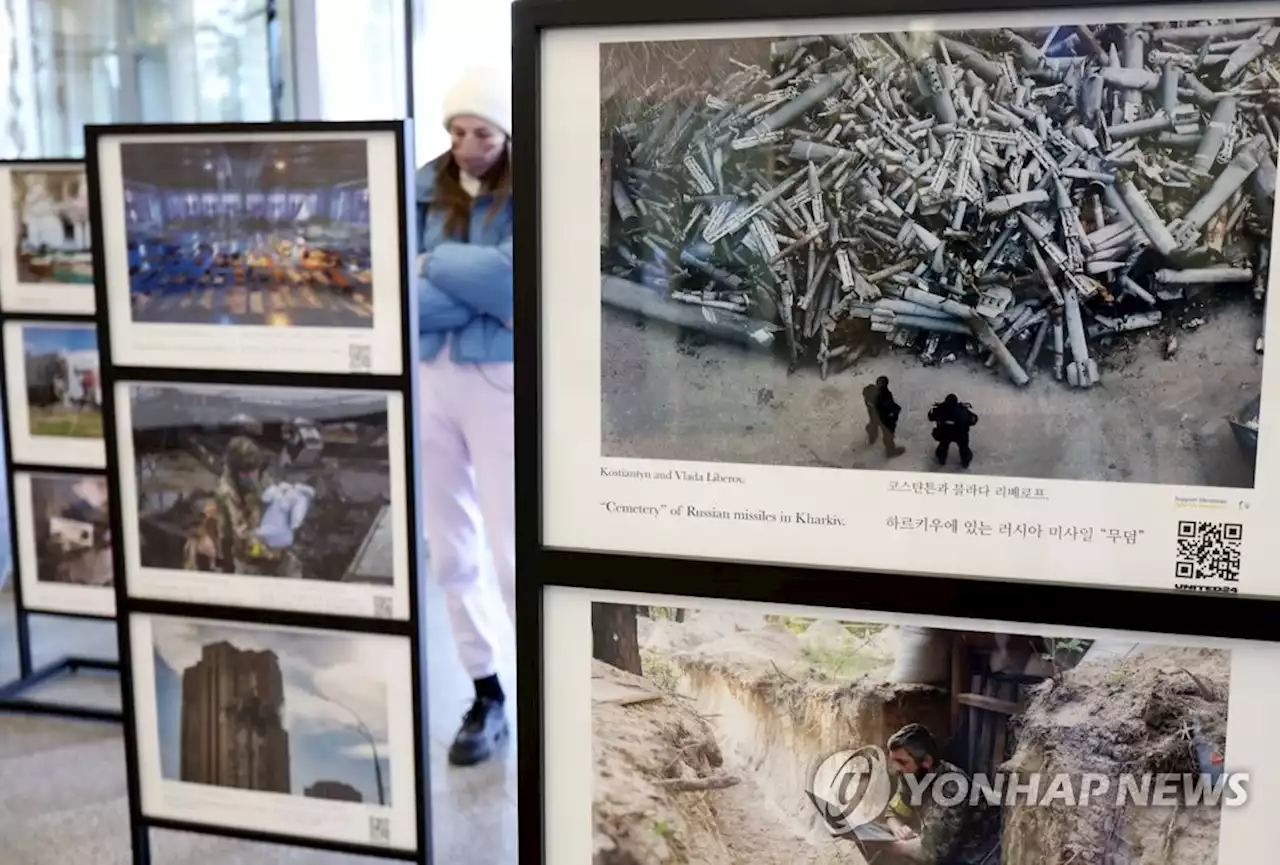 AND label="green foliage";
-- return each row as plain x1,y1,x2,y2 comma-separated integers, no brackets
1041,637,1091,678
801,642,890,681
641,650,681,693
765,614,815,634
